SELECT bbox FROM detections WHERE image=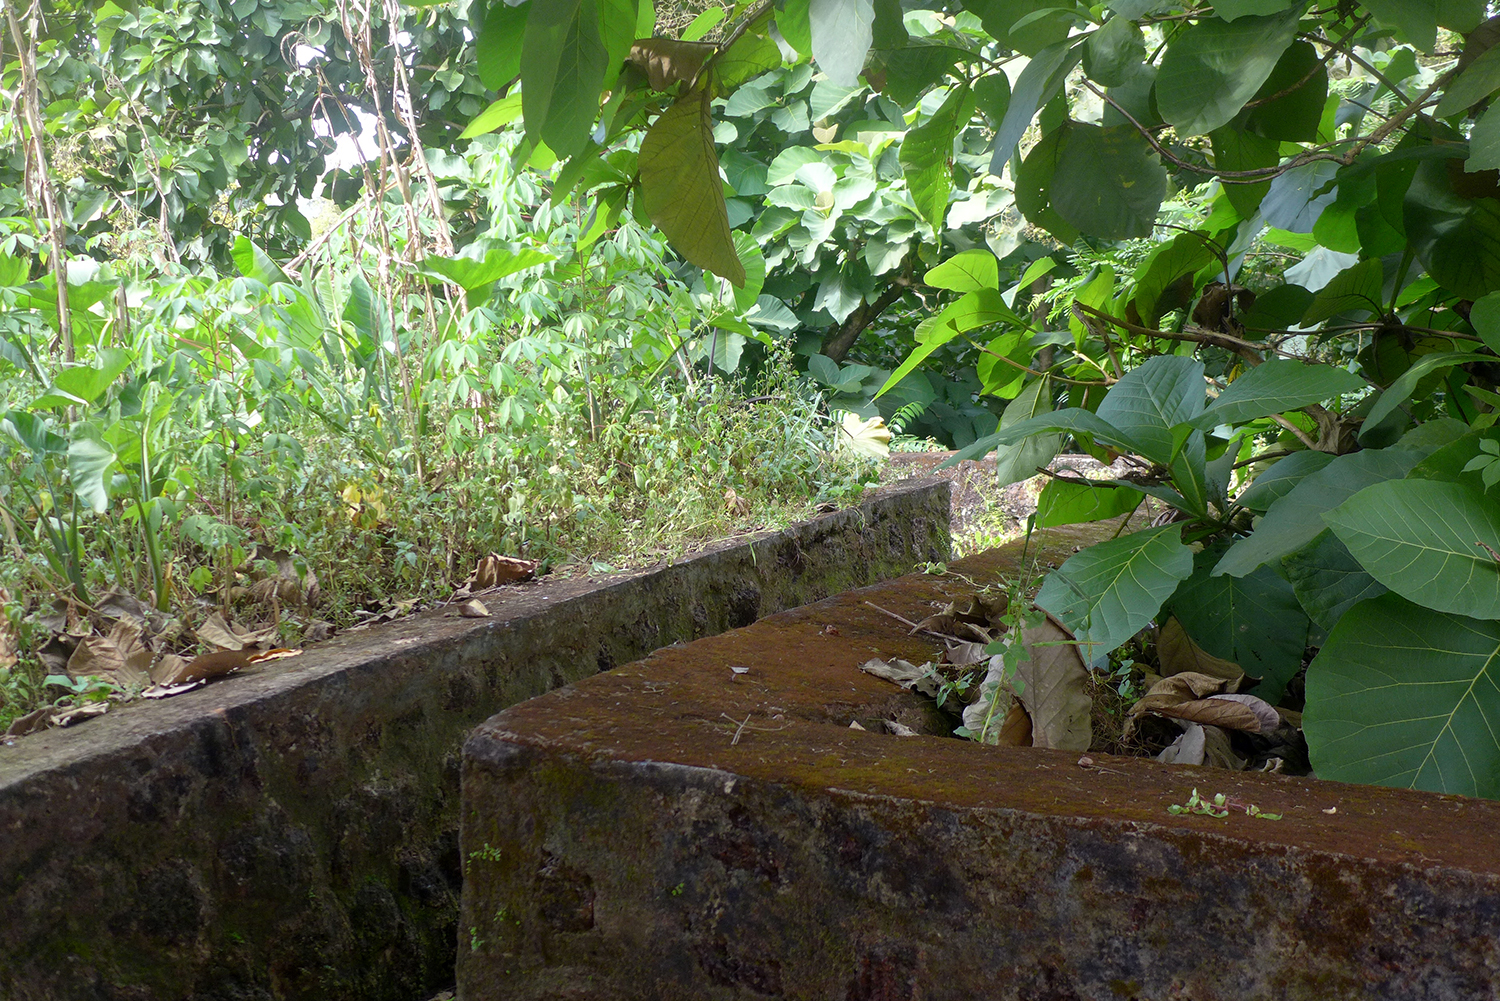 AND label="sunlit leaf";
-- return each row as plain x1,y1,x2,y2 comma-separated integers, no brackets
1036,525,1194,662
639,92,746,286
